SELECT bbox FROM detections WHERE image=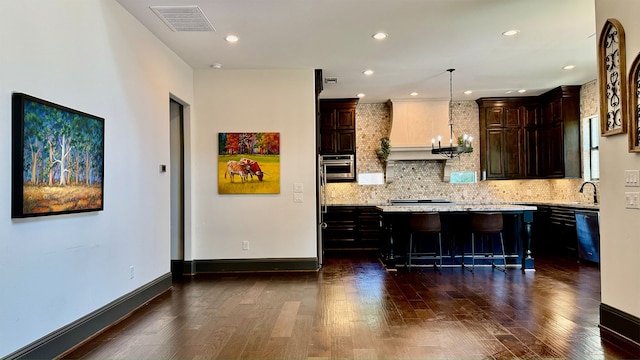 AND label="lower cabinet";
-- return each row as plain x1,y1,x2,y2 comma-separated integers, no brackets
322,206,381,252
549,206,578,256
532,205,599,264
